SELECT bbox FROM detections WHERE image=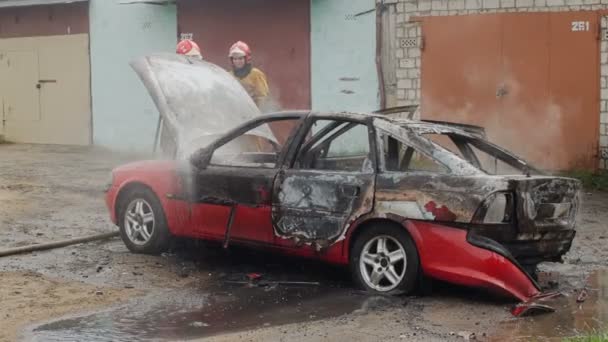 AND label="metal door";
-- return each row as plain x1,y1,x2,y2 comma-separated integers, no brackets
311,0,380,112
272,119,376,248
177,0,311,110
3,50,41,140
0,34,91,145
421,12,599,170
547,12,599,170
